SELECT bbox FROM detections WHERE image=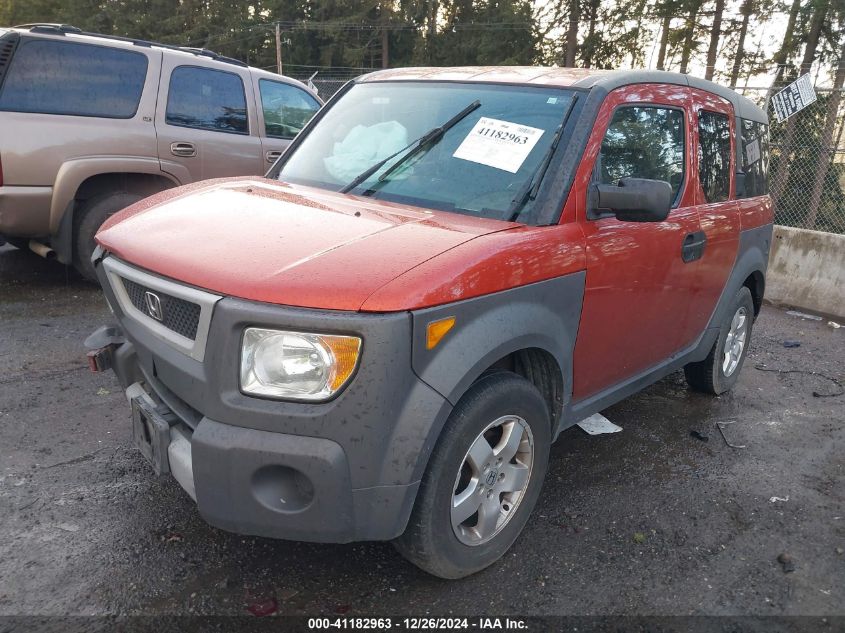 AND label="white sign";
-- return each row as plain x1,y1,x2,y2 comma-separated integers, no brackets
771,74,817,122
745,137,761,166
453,117,544,173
